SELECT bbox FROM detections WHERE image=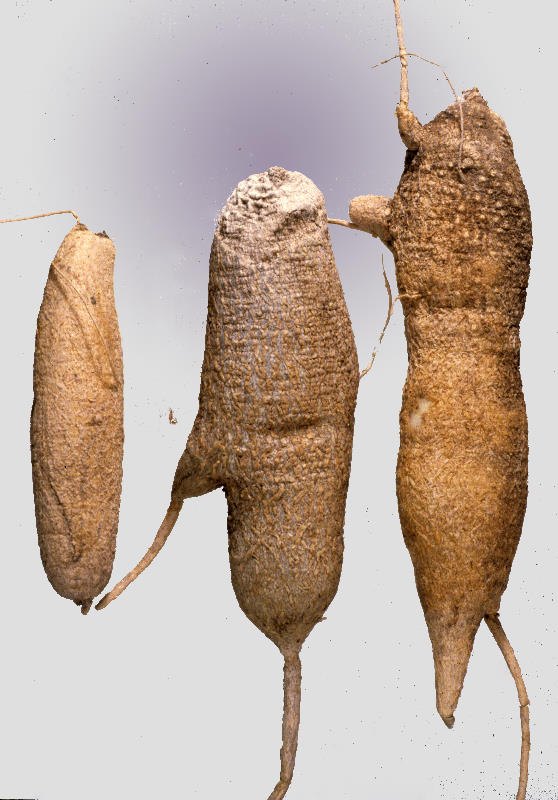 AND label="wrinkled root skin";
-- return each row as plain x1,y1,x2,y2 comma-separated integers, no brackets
390,90,531,722
170,168,359,796
31,223,124,606
172,167,359,654
352,91,532,723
